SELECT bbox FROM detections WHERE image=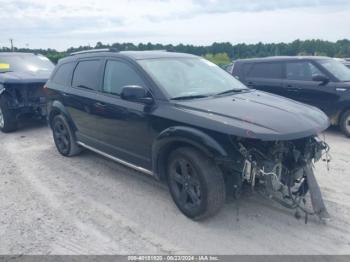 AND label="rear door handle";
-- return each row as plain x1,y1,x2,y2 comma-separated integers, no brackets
95,102,107,108
285,85,301,90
